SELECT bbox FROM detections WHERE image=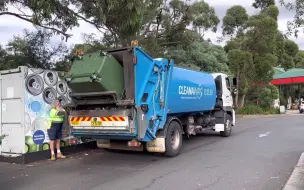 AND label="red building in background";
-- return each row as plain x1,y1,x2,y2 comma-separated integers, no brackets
271,67,304,85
